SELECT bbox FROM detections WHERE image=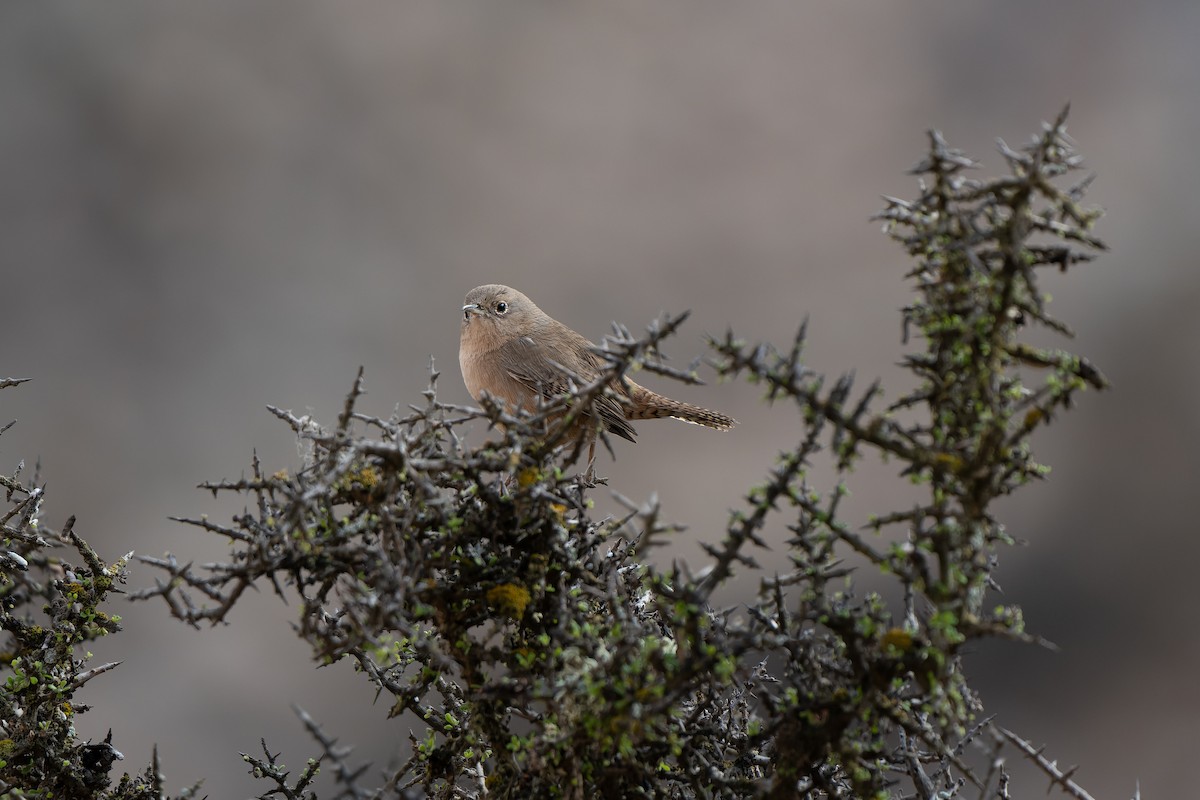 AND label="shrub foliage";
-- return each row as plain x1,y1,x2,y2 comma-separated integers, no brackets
2,109,1108,799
